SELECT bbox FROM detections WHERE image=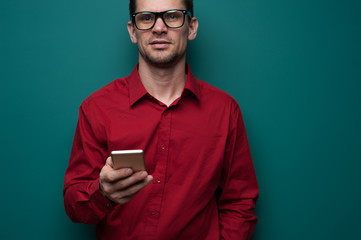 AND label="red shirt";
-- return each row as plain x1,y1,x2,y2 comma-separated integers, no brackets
63,64,258,240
